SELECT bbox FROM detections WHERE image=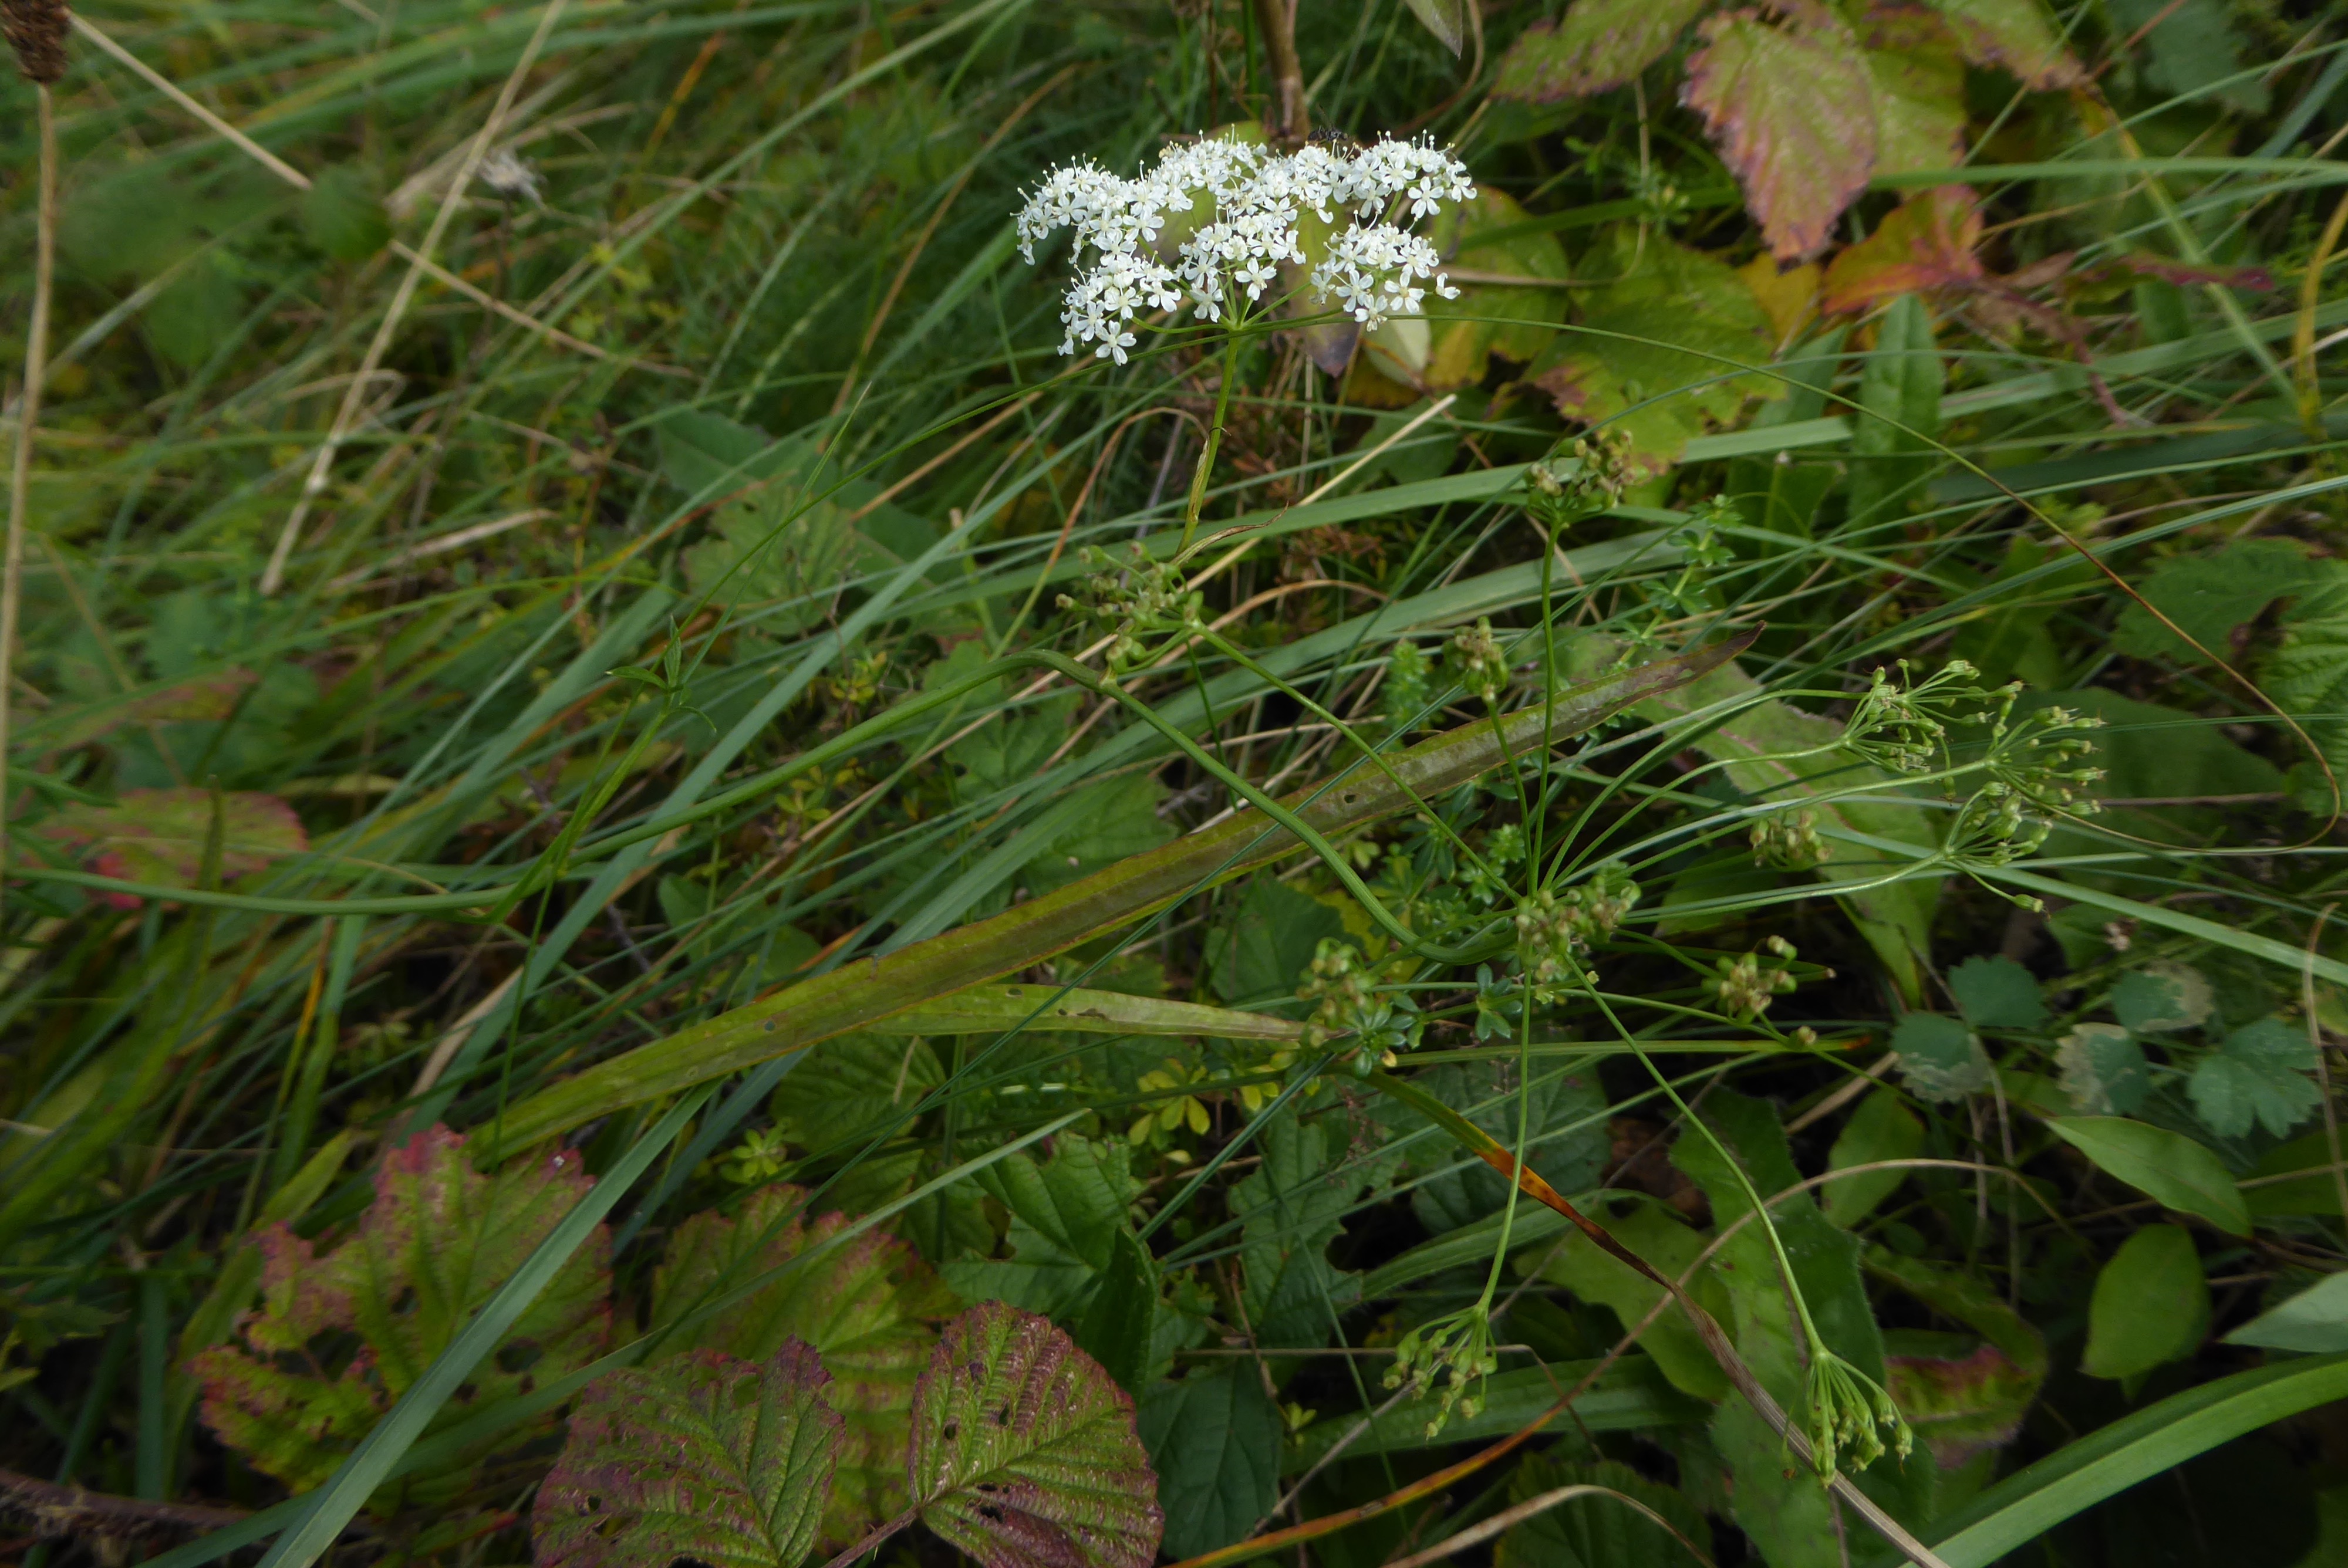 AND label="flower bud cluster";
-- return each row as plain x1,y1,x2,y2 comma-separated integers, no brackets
1297,938,1420,1076
1709,935,1801,1021
1014,132,1473,361
1750,807,1830,870
1447,617,1508,704
1056,542,1203,671
1513,864,1639,985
